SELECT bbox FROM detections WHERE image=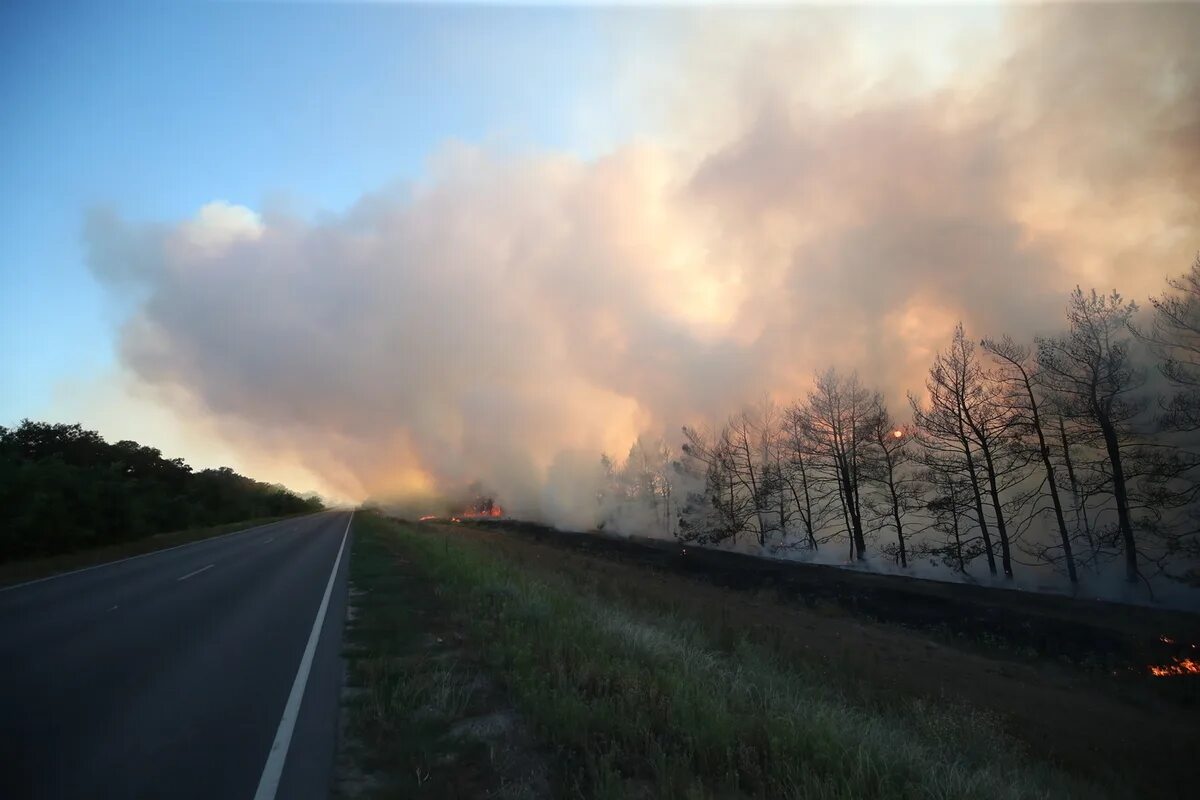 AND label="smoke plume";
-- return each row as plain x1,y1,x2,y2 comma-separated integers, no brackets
86,5,1199,526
